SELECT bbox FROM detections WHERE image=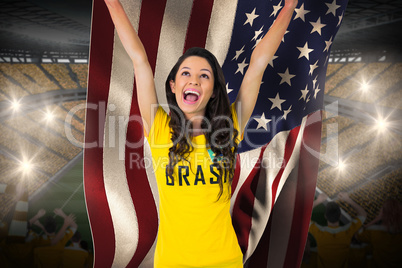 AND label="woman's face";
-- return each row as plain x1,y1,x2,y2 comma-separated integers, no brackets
170,56,215,121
